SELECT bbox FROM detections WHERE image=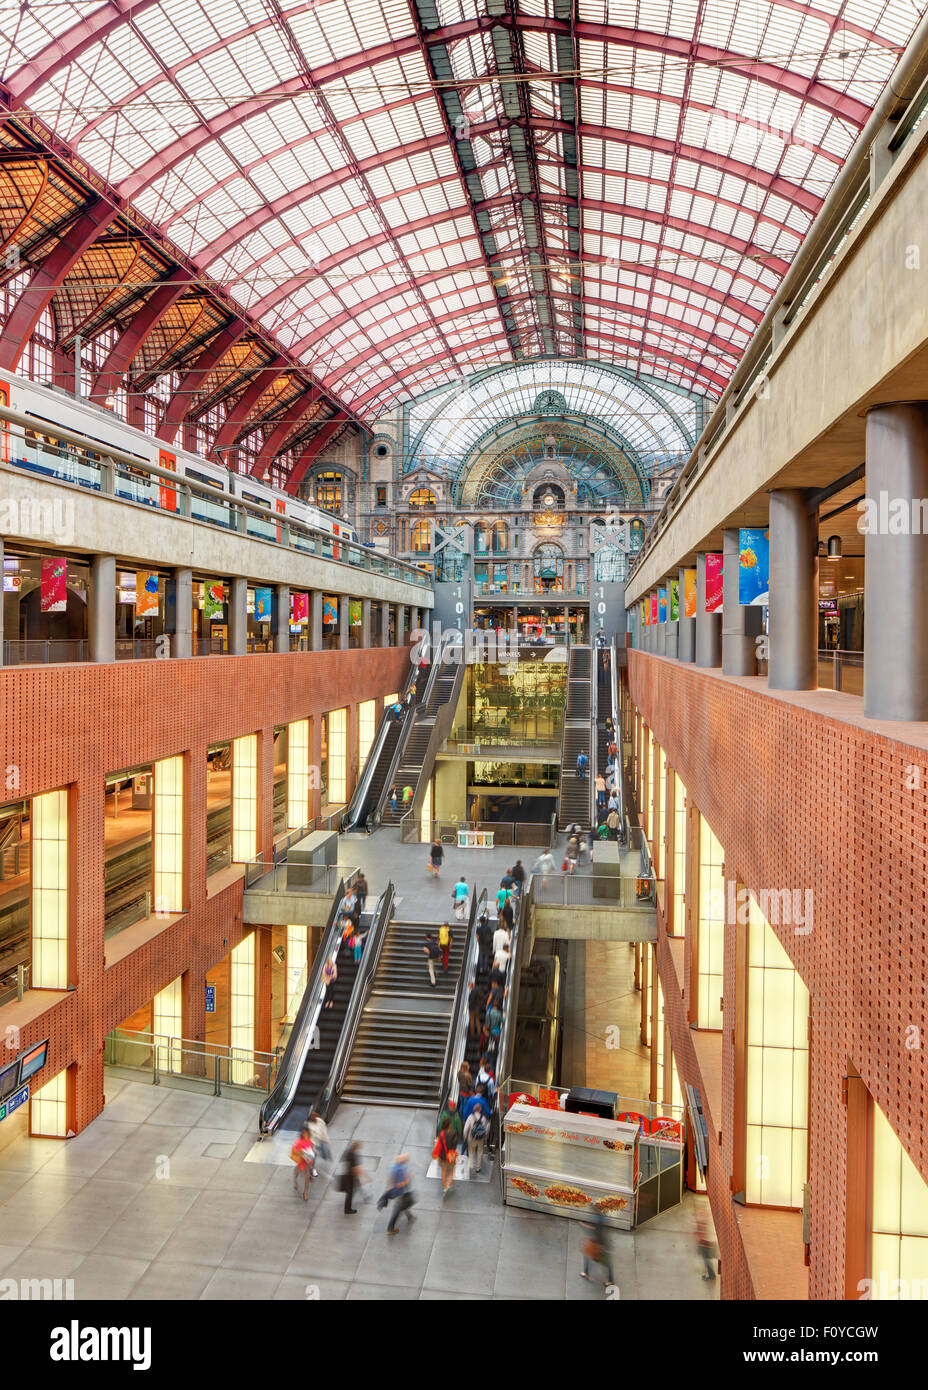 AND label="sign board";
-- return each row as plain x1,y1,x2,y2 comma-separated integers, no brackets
205,984,216,1014
0,1085,29,1122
